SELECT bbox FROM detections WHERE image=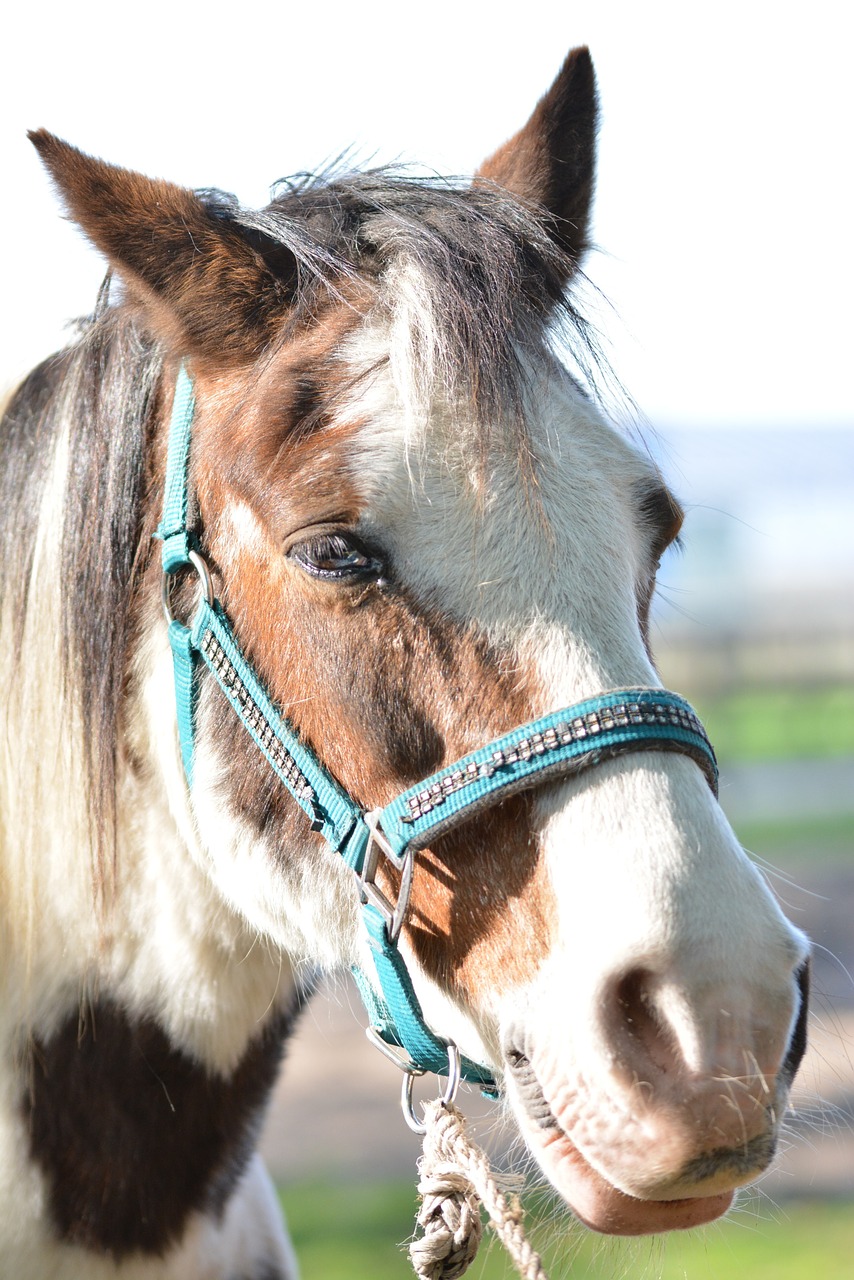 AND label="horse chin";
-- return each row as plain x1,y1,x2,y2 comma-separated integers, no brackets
533,1128,735,1236
505,1051,759,1237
